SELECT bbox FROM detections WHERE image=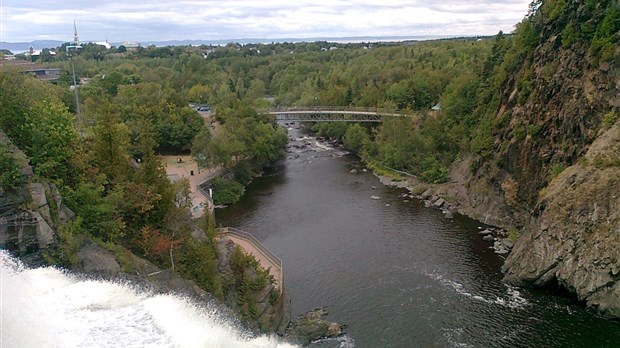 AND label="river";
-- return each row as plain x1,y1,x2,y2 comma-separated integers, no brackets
216,126,620,347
